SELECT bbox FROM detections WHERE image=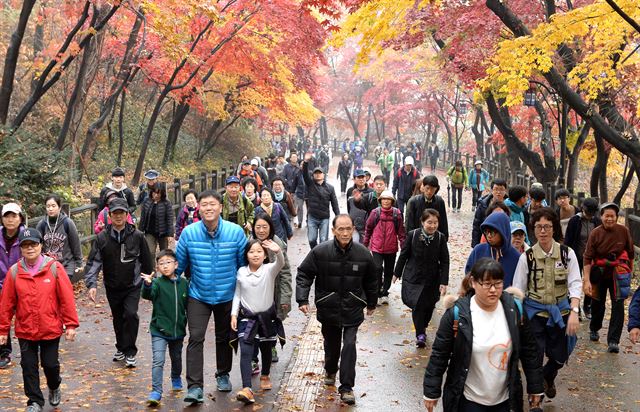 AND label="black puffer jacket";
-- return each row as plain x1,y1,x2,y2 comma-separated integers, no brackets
302,161,340,220
296,239,377,327
423,291,543,412
405,194,448,239
139,199,175,238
